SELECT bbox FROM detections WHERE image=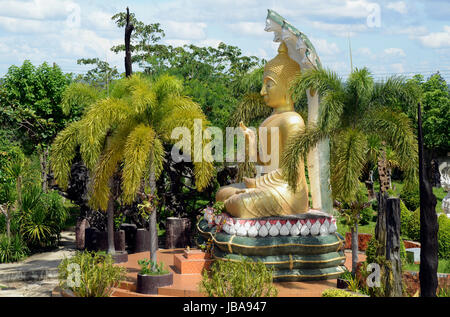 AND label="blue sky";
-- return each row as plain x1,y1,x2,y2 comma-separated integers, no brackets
0,0,449,82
